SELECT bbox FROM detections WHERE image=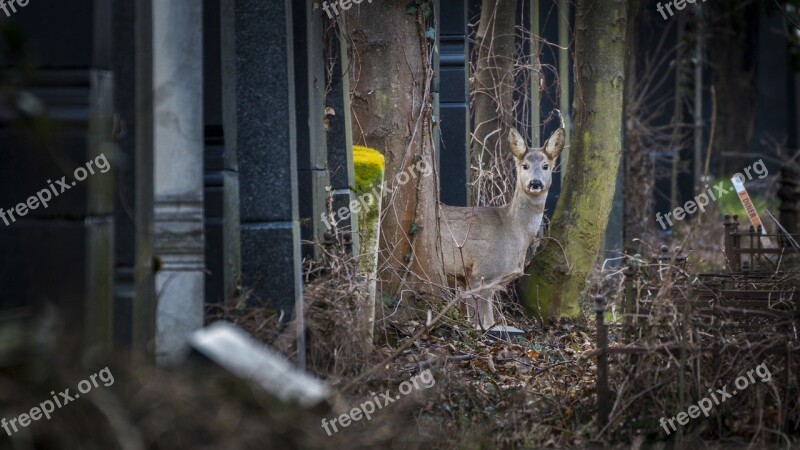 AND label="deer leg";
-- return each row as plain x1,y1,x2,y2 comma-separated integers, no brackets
464,281,495,330
476,288,495,329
